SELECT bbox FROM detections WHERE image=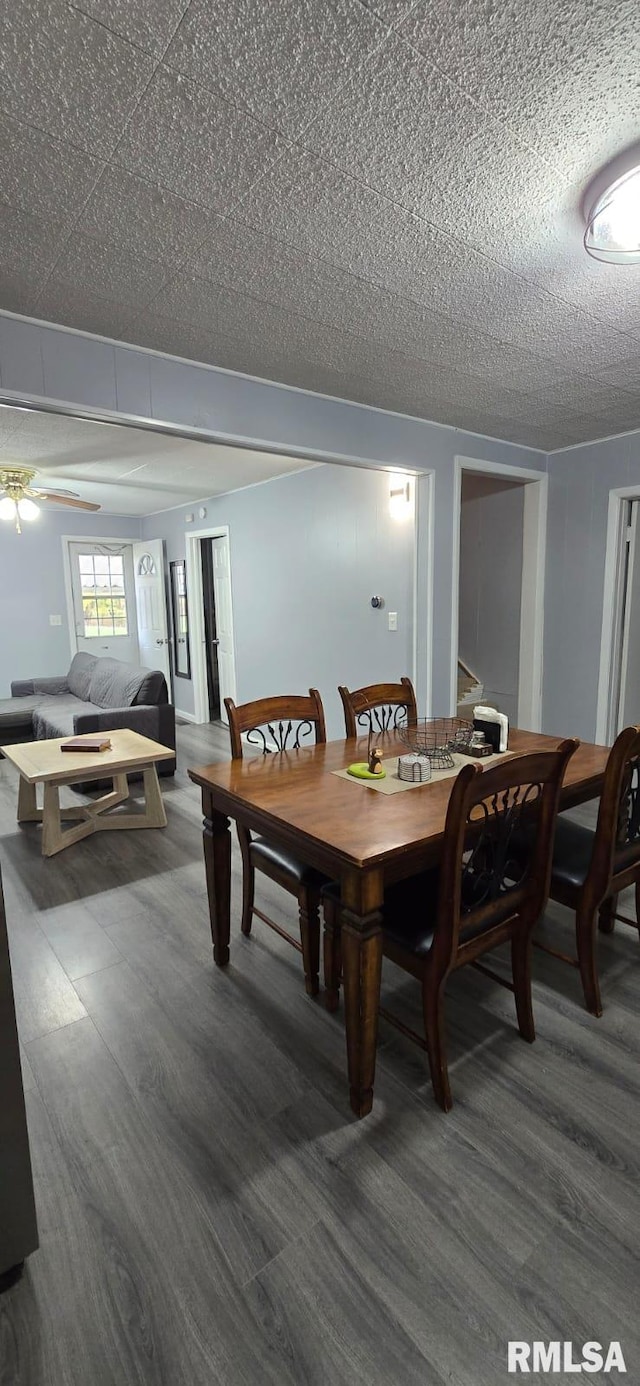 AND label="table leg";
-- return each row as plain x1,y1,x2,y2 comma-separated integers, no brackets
141,766,167,828
17,777,39,823
42,782,63,857
202,789,231,966
340,866,384,1118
